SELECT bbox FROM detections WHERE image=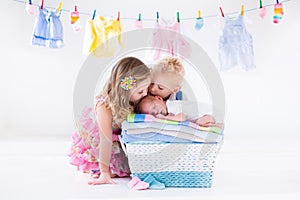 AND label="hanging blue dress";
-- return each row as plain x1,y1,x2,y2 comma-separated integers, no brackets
32,8,64,48
218,15,255,71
